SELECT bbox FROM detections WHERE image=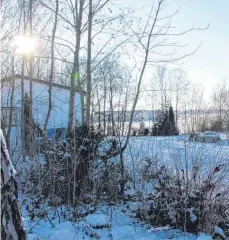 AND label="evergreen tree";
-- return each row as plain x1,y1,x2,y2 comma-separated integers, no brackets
152,106,178,136
152,110,166,136
168,106,178,135
162,110,170,135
